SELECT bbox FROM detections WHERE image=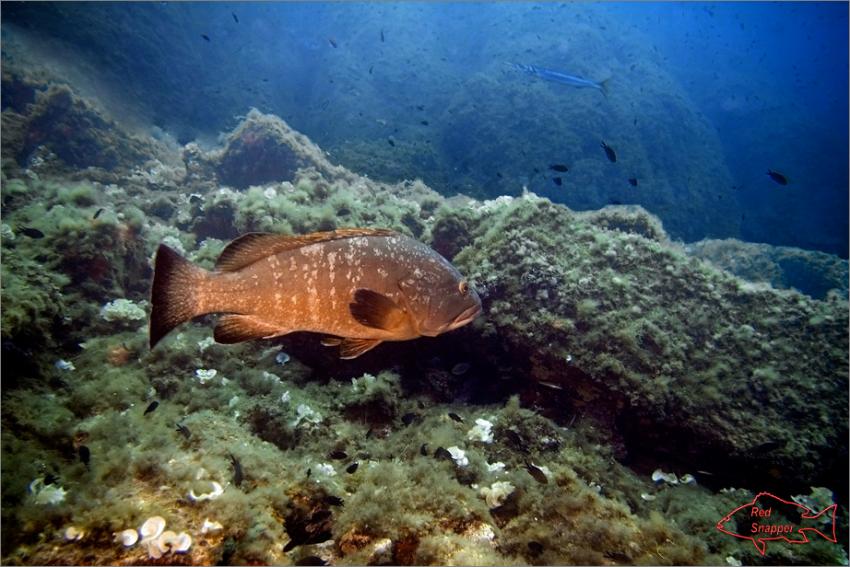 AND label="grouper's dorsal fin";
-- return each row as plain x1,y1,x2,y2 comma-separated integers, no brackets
215,228,399,272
